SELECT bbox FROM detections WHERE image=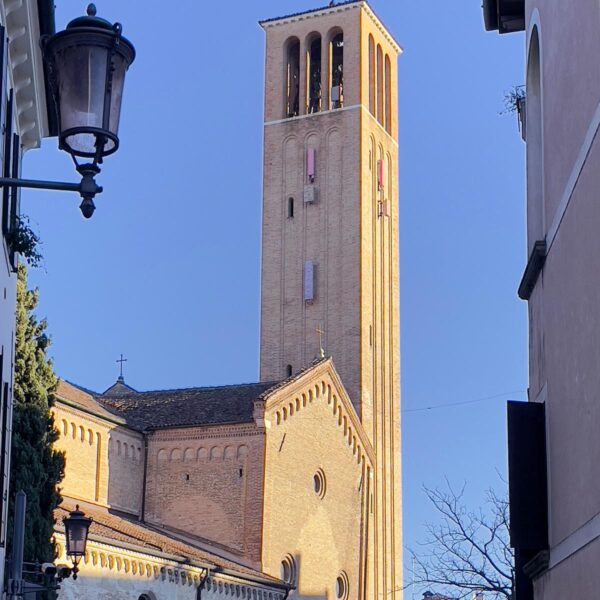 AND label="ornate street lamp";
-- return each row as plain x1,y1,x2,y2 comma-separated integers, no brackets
0,3,136,218
62,505,92,580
